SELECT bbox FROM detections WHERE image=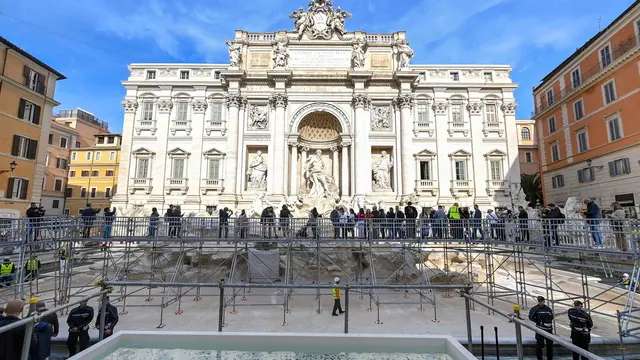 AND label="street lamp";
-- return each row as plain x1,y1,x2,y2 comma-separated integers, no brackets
586,159,592,167
0,161,17,175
